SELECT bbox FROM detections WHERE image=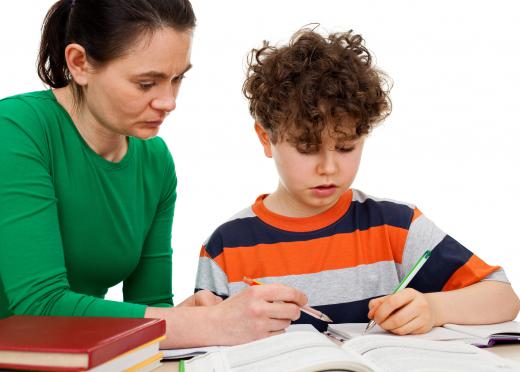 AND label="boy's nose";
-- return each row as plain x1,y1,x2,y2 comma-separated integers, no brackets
317,152,338,175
